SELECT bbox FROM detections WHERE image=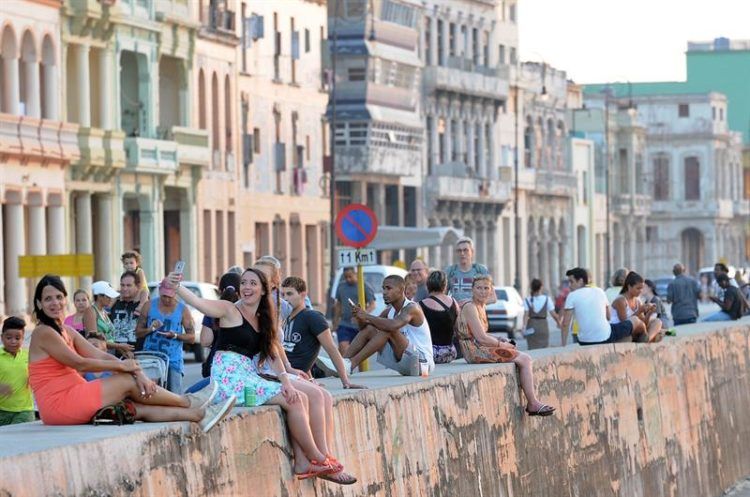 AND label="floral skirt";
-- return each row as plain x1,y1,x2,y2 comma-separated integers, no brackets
433,344,457,364
211,351,282,406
